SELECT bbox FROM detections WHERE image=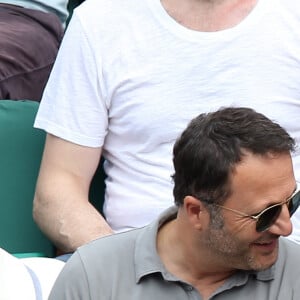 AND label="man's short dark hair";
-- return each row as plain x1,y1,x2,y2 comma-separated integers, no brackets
172,107,296,206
